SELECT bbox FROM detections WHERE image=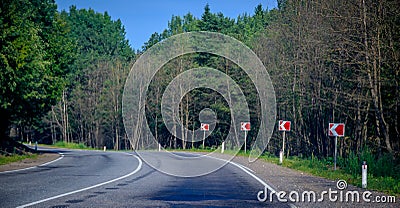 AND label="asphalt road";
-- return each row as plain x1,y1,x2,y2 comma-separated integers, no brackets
0,148,289,208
